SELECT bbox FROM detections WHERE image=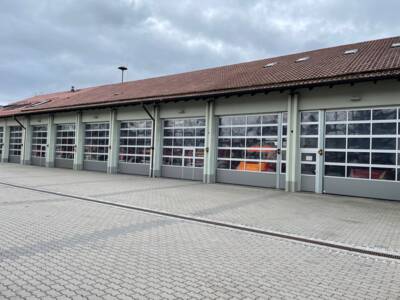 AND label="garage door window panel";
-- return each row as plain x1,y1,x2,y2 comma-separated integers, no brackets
217,113,283,174
371,168,396,180
301,112,319,122
56,124,75,160
218,138,230,147
31,125,48,158
347,152,370,164
9,126,22,156
325,151,345,163
371,153,396,165
348,123,370,135
348,138,370,150
162,118,205,168
325,138,346,149
84,123,110,162
218,160,229,169
372,123,397,135
325,165,345,177
348,166,369,179
373,109,397,120
325,107,399,181
372,138,396,150
348,110,371,121
326,124,346,135
326,111,347,122
302,164,316,175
